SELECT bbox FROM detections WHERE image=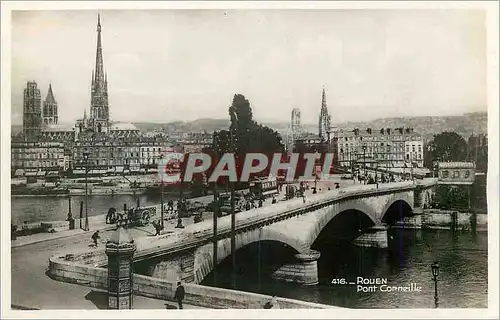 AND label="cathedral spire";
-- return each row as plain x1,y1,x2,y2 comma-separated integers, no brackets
45,83,56,104
319,86,330,140
94,13,104,86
